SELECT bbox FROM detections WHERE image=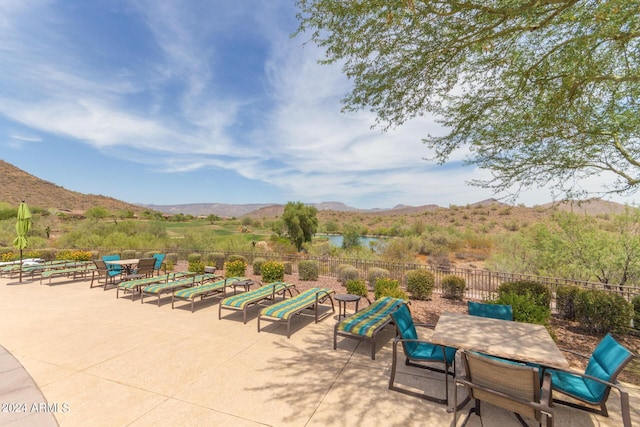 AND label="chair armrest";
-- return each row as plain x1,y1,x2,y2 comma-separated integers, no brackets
540,372,553,406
